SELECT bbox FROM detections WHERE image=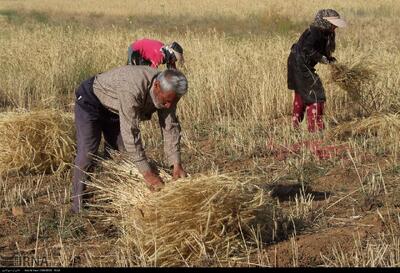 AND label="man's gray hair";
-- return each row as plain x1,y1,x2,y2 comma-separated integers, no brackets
157,69,188,96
